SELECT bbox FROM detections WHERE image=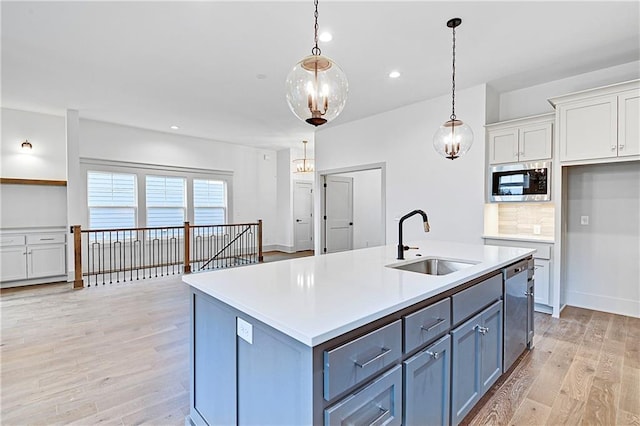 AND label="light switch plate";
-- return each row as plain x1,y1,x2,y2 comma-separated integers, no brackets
580,216,589,225
533,225,541,235
237,317,253,344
